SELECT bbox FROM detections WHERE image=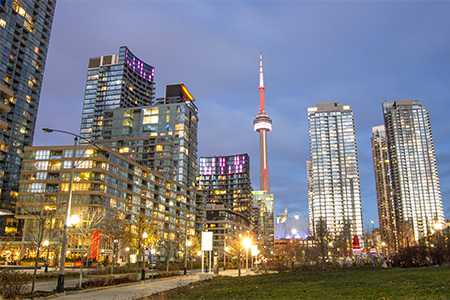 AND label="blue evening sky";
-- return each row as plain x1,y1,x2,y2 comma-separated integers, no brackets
34,0,450,231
